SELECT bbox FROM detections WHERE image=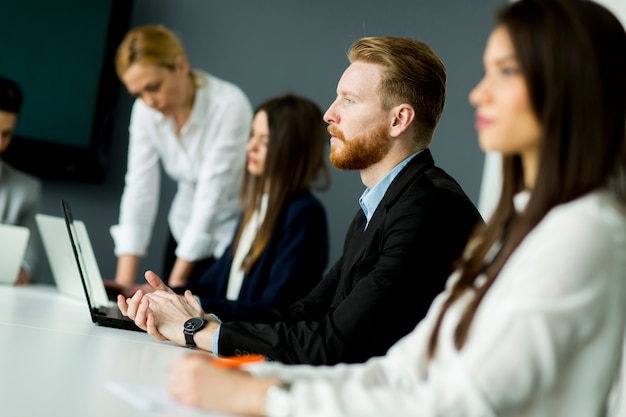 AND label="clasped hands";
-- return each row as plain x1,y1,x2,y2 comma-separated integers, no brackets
118,271,280,414
117,270,218,349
